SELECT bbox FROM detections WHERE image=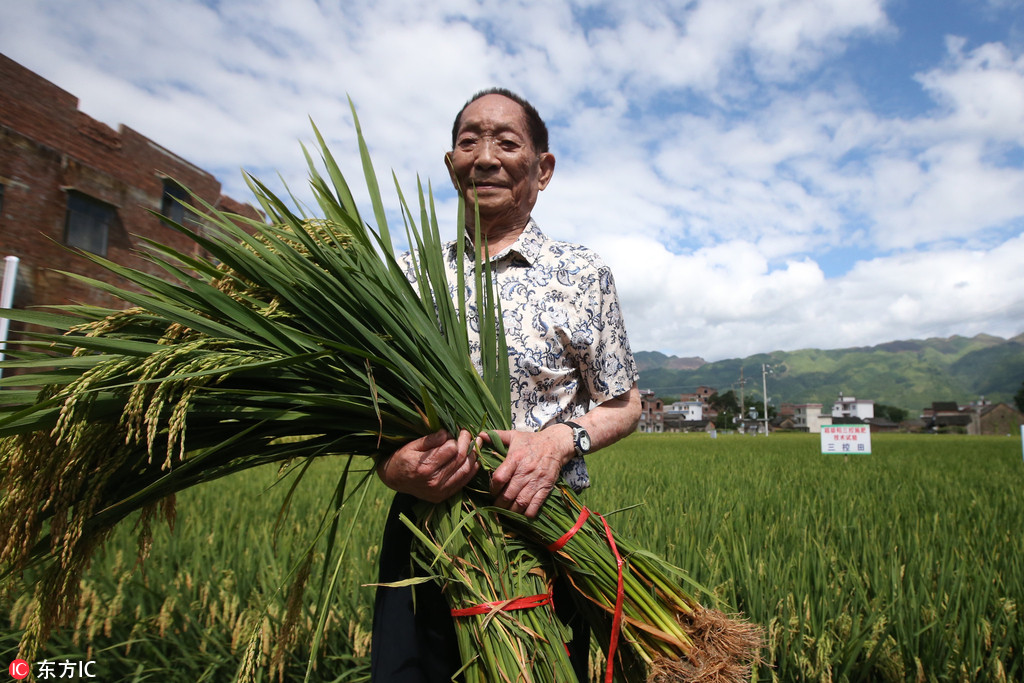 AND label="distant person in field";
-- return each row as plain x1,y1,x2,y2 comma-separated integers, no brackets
370,87,641,682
